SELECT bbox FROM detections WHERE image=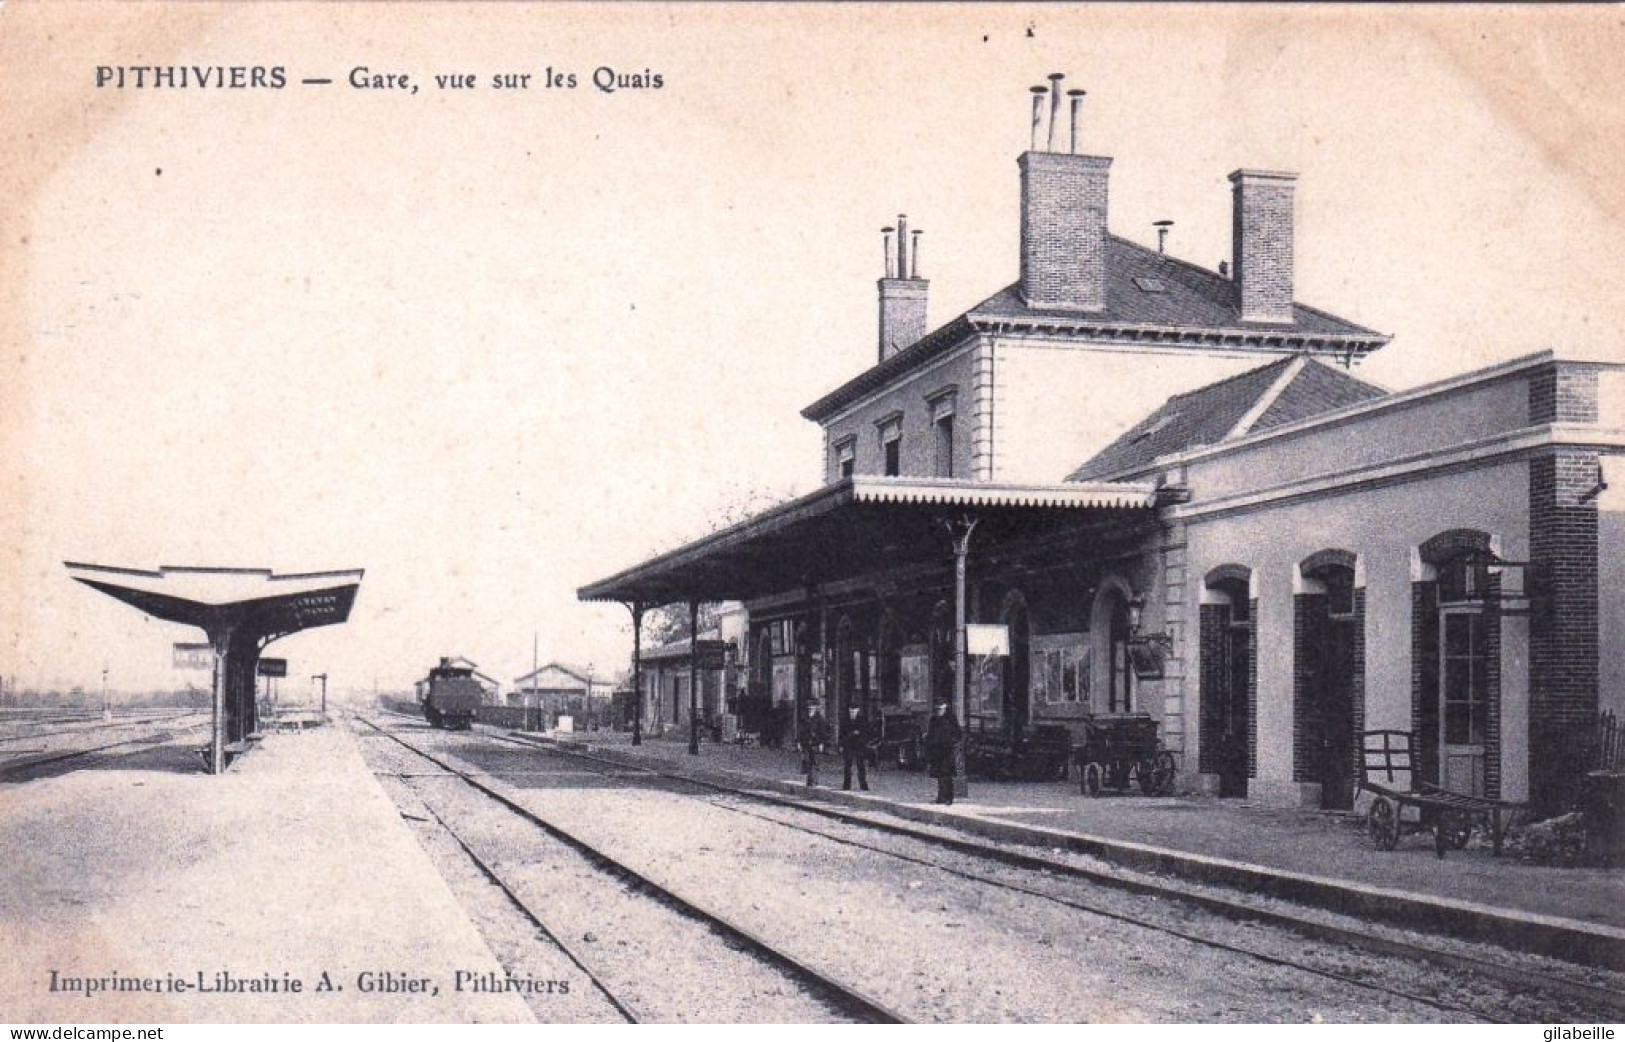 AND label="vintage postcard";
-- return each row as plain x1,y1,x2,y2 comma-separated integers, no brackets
2,3,1623,1029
